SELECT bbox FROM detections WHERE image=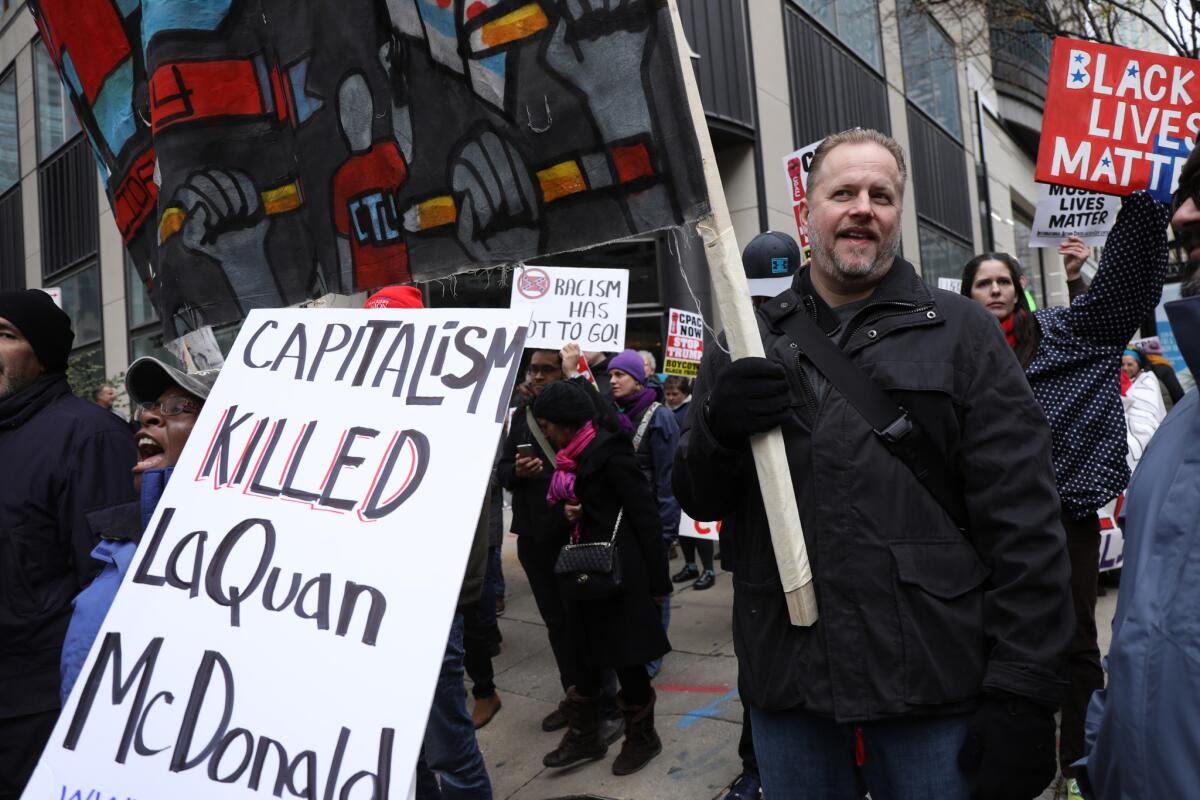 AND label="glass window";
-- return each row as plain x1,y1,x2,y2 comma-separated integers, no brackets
125,250,158,329
50,262,102,347
1011,209,1045,308
794,0,883,73
34,39,81,162
0,70,17,193
898,0,962,140
129,328,170,363
918,223,974,287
